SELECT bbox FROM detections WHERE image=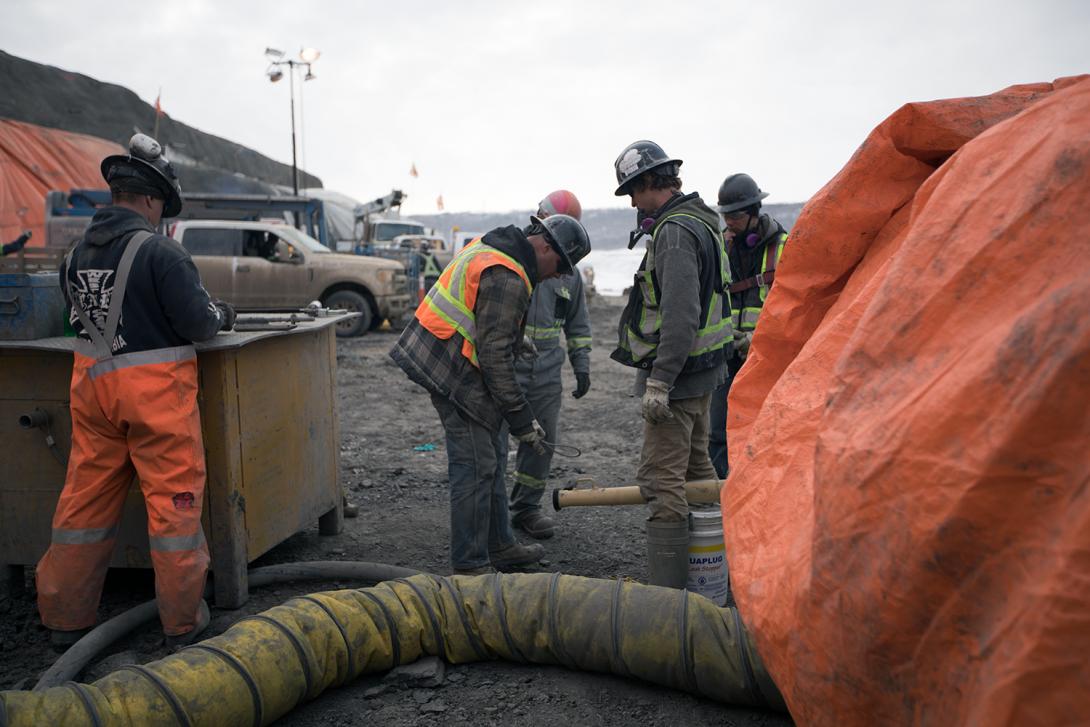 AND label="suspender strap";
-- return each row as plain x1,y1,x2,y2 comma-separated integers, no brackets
65,230,154,359
728,238,781,294
727,269,776,294
65,247,112,358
